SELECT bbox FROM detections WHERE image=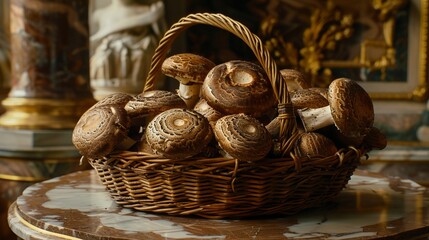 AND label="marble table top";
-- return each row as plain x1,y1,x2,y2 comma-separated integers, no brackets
8,169,429,239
